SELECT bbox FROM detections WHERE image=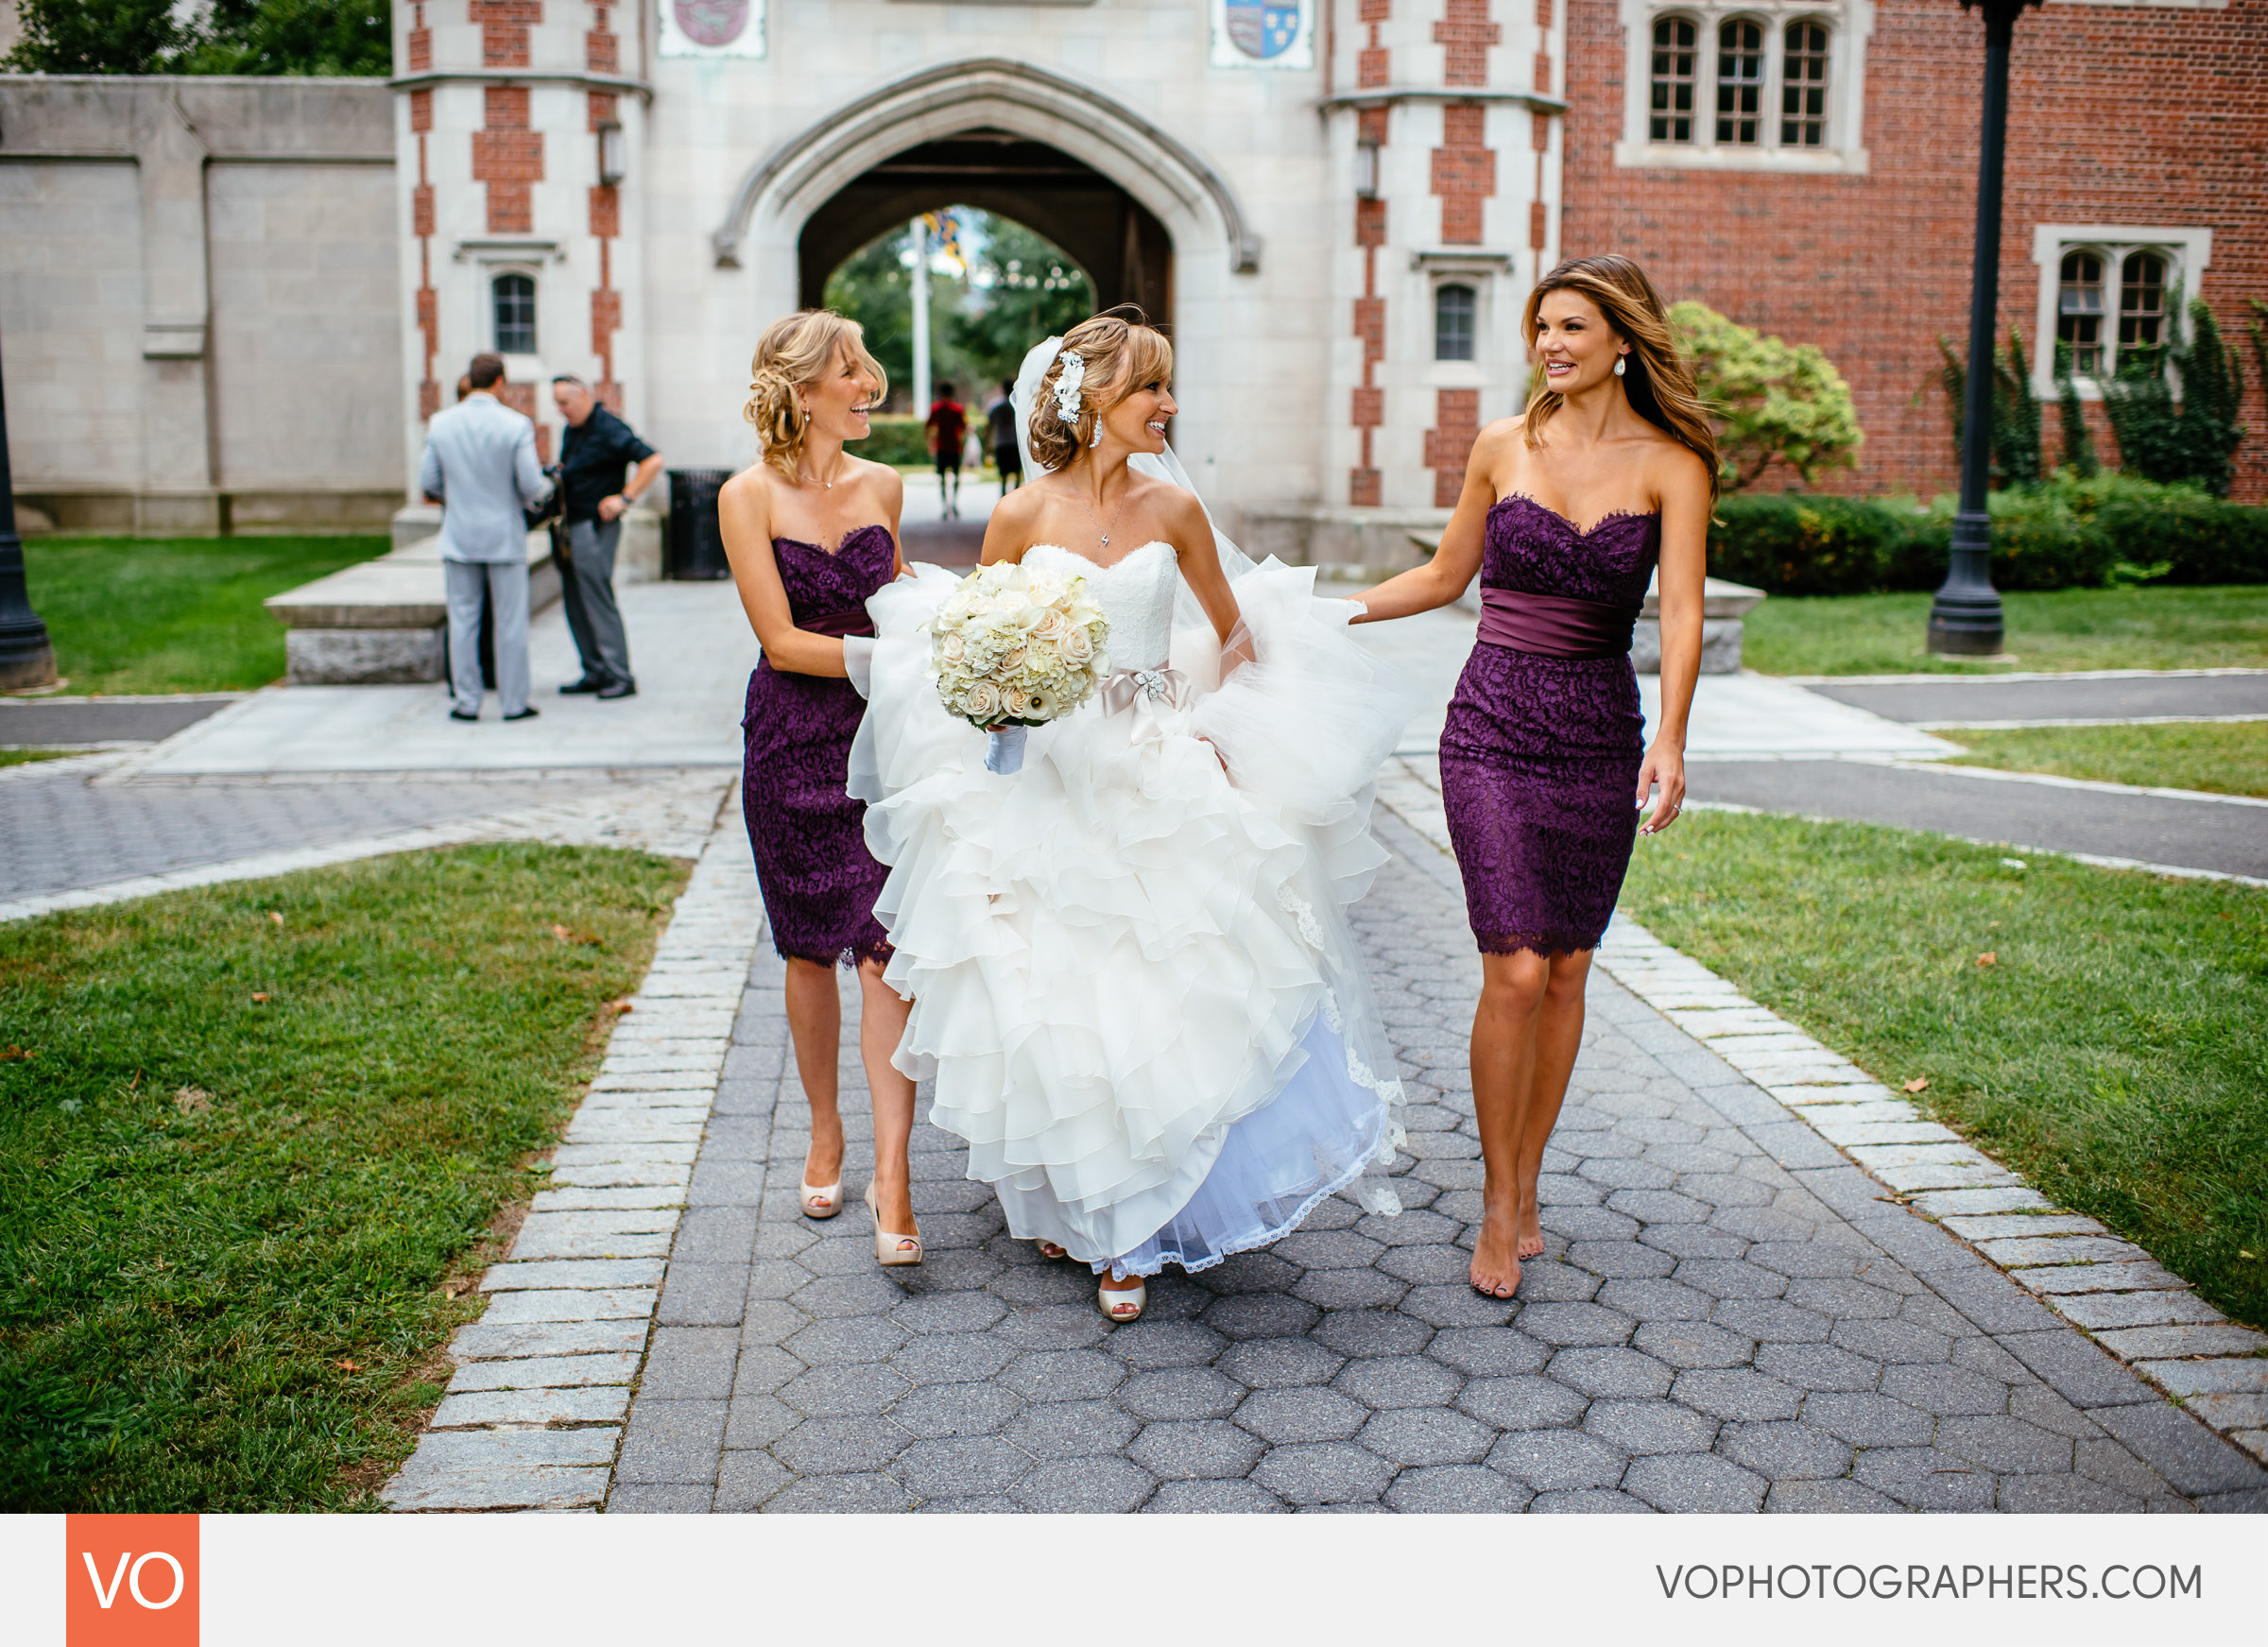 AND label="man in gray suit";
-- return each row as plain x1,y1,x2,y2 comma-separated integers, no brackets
418,352,550,722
